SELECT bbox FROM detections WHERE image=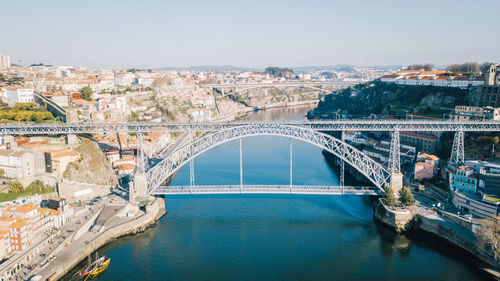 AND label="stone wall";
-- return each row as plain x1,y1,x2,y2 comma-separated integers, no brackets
373,199,414,232
58,180,111,203
419,215,499,269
